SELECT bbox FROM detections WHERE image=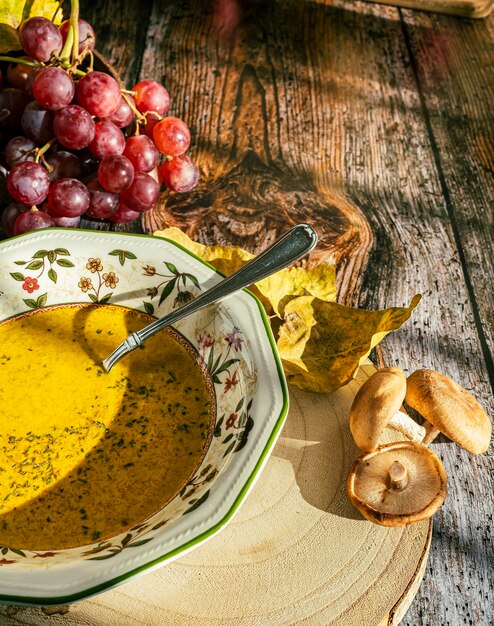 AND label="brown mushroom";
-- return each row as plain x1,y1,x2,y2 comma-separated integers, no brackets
406,369,492,454
349,366,425,452
347,441,447,527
